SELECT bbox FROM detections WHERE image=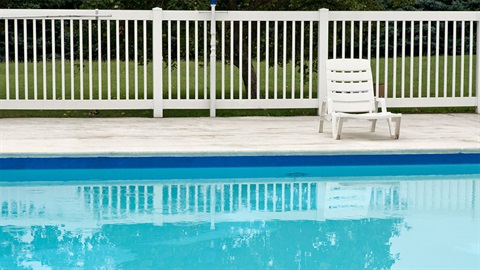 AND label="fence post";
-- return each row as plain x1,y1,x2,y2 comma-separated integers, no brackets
476,16,480,114
209,1,217,117
318,8,329,115
153,7,163,117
